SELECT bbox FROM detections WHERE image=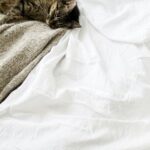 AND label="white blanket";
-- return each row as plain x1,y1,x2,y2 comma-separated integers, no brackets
1,0,150,149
